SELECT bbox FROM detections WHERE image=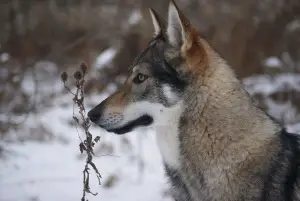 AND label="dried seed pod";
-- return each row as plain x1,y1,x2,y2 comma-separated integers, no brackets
79,142,87,153
61,72,68,82
74,71,82,80
94,136,100,143
81,63,87,74
73,116,79,123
